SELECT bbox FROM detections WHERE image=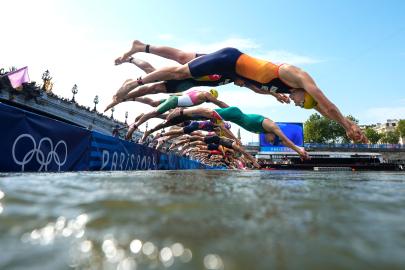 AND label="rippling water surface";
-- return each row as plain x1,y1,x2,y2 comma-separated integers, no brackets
0,170,405,270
